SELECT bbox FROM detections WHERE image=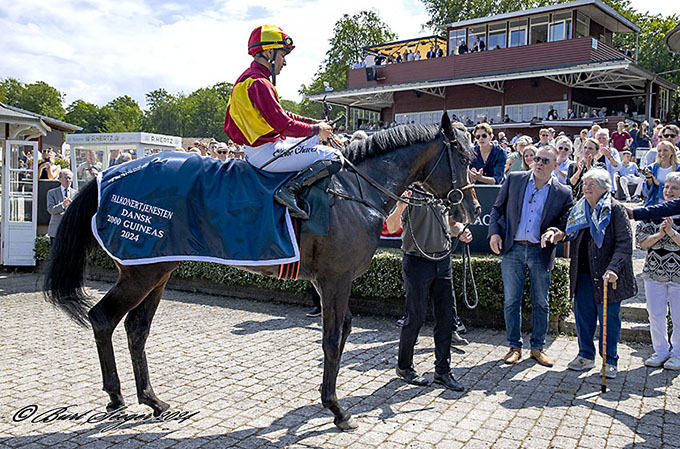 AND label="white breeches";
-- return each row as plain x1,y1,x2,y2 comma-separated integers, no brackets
244,136,341,173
